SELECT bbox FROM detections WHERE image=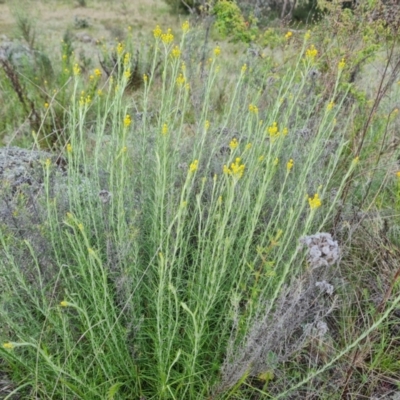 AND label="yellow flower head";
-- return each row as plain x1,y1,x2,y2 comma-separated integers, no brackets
94,68,102,77
249,104,258,114
230,157,245,179
396,171,400,178
171,45,181,58
176,73,185,87
268,122,279,137
182,20,190,33
305,45,318,60
304,30,311,40
338,58,346,70
286,158,294,172
123,52,131,66
205,120,210,130
285,31,293,40
124,69,131,79
116,42,124,55
241,64,247,73
308,193,322,209
2,342,14,350
60,300,69,307
189,159,198,173
161,29,174,45
143,74,148,83
66,143,72,153
73,63,80,76
327,101,335,111
44,102,49,109
124,114,131,128
214,46,221,57
162,123,168,135
153,25,162,39
229,138,239,150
